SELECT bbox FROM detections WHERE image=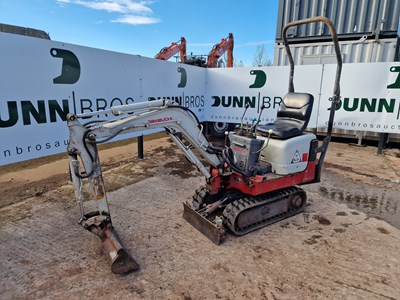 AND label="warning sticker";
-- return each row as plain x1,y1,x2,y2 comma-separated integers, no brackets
291,150,301,163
